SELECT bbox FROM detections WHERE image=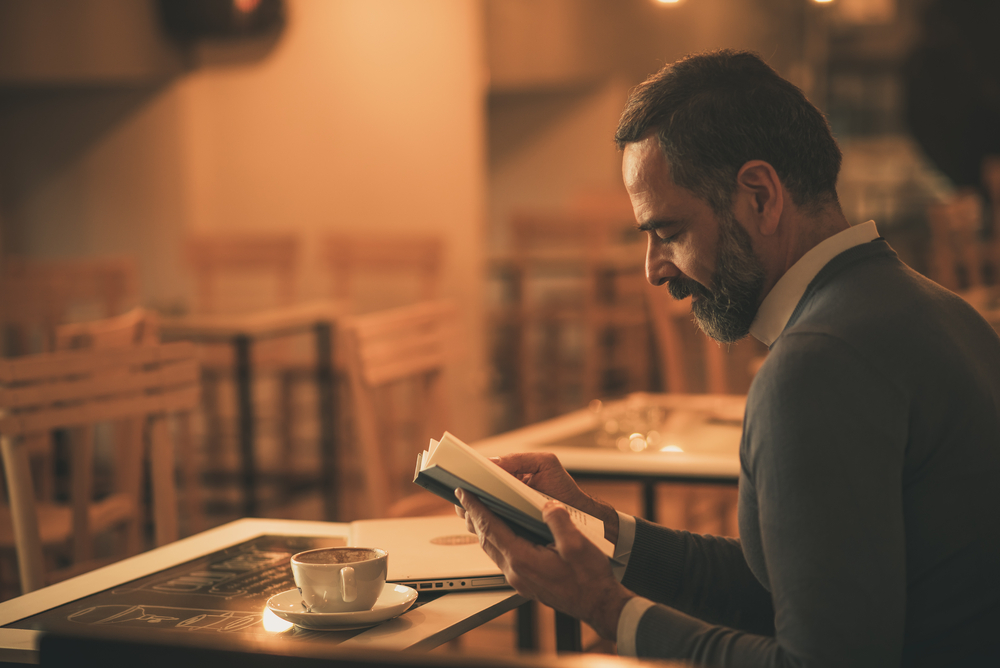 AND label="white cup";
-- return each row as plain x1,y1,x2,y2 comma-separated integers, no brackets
291,547,388,613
